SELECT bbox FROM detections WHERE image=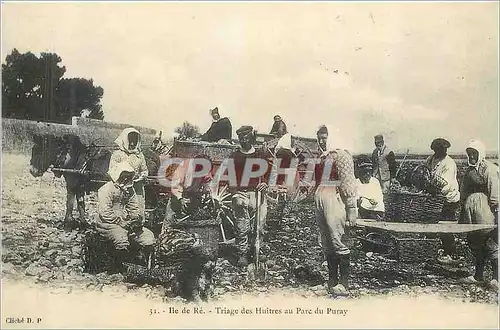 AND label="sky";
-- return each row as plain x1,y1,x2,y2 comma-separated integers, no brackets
2,2,498,154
